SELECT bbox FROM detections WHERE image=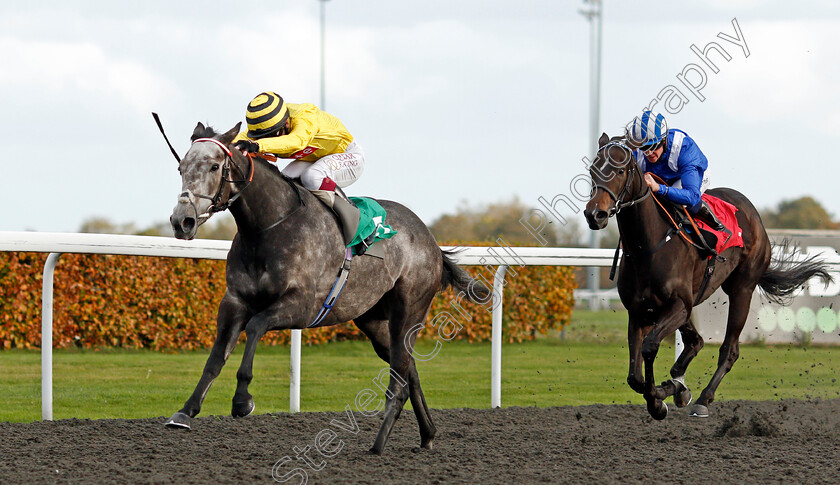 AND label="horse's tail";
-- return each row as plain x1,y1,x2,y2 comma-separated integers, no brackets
440,249,492,302
758,239,833,305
